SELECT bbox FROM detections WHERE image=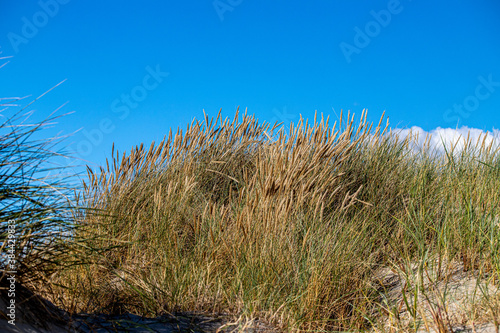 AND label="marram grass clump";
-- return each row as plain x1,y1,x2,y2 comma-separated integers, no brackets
0,104,80,283
0,100,103,328
49,108,500,331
